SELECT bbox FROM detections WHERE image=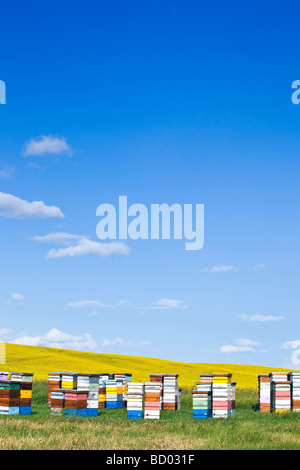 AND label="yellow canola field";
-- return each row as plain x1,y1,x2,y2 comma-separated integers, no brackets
2,343,299,389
